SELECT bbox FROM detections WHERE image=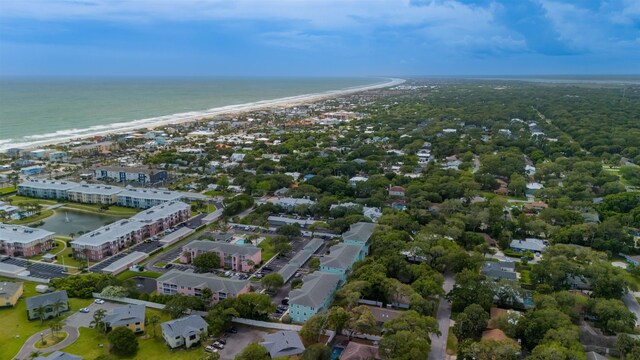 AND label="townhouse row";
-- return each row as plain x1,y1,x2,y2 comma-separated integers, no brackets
71,201,190,261
18,179,183,209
